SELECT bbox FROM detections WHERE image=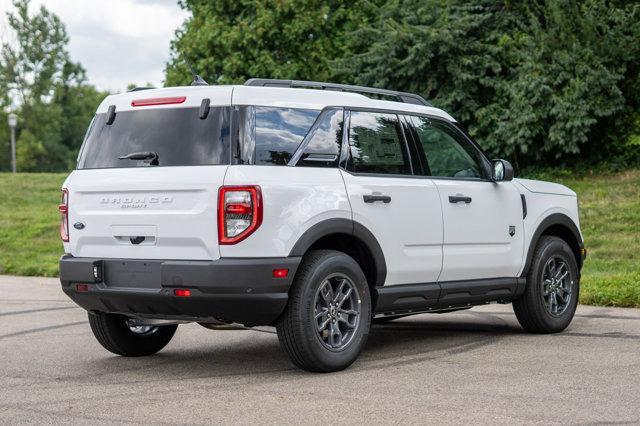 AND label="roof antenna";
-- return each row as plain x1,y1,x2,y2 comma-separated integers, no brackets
185,58,208,86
